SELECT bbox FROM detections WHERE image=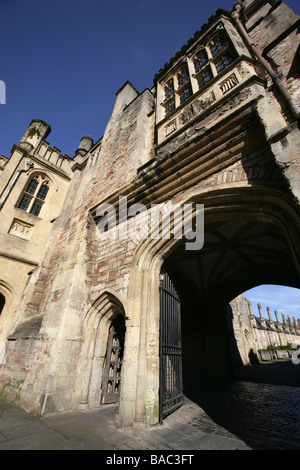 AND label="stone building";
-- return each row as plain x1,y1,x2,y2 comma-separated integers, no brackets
0,0,299,427
228,294,300,365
